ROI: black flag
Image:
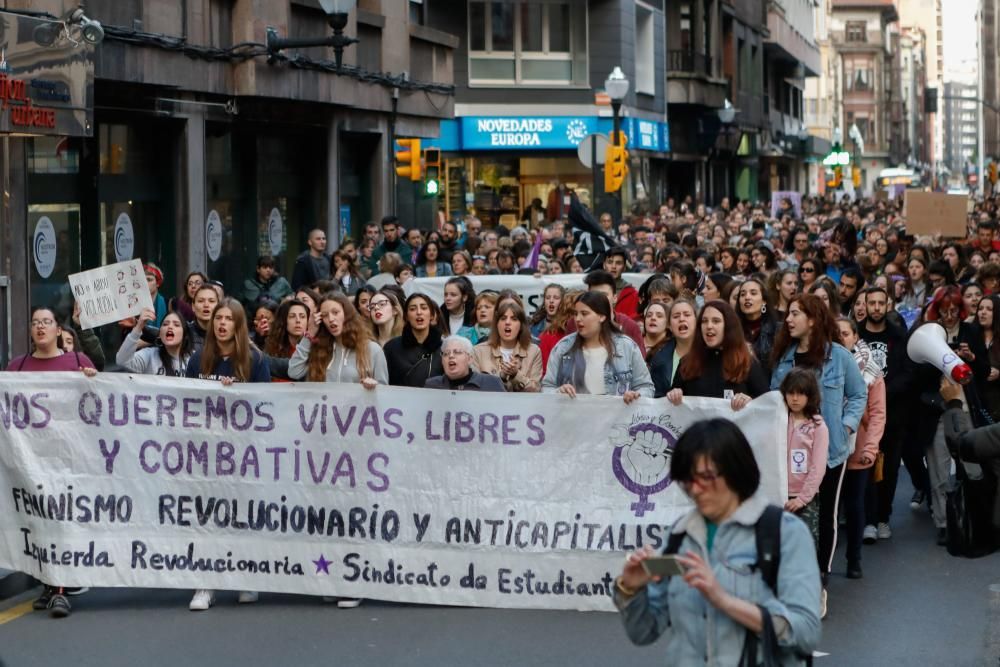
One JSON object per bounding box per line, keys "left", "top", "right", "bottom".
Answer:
{"left": 568, "top": 194, "right": 616, "bottom": 271}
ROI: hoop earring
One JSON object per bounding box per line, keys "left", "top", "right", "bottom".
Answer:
{"left": 761, "top": 304, "right": 767, "bottom": 315}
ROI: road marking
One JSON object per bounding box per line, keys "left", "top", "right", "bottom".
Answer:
{"left": 0, "top": 601, "right": 33, "bottom": 625}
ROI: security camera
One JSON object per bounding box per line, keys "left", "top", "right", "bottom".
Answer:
{"left": 80, "top": 18, "right": 104, "bottom": 45}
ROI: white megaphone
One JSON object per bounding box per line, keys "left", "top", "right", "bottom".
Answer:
{"left": 907, "top": 322, "right": 973, "bottom": 384}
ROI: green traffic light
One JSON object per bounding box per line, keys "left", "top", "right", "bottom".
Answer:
{"left": 425, "top": 179, "right": 440, "bottom": 195}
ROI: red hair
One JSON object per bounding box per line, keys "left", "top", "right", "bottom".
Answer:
{"left": 924, "top": 285, "right": 966, "bottom": 322}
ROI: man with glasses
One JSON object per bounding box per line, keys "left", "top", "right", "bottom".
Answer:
{"left": 787, "top": 229, "right": 813, "bottom": 269}
{"left": 424, "top": 336, "right": 505, "bottom": 392}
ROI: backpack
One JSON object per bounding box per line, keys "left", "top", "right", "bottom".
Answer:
{"left": 664, "top": 504, "right": 783, "bottom": 593}
{"left": 665, "top": 505, "right": 813, "bottom": 667}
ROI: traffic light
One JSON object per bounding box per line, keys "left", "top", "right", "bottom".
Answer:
{"left": 827, "top": 166, "right": 843, "bottom": 189}
{"left": 604, "top": 132, "right": 628, "bottom": 193}
{"left": 423, "top": 147, "right": 441, "bottom": 196}
{"left": 852, "top": 166, "right": 861, "bottom": 188}
{"left": 395, "top": 138, "right": 421, "bottom": 181}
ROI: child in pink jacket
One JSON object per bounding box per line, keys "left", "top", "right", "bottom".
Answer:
{"left": 781, "top": 367, "right": 829, "bottom": 545}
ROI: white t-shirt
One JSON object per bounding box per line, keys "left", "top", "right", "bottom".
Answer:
{"left": 582, "top": 347, "right": 609, "bottom": 395}
{"left": 450, "top": 313, "right": 465, "bottom": 335}
{"left": 500, "top": 347, "right": 515, "bottom": 363}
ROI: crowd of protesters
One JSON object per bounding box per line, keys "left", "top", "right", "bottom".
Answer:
{"left": 12, "top": 190, "right": 1000, "bottom": 631}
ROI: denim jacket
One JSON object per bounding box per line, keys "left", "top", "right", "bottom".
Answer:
{"left": 770, "top": 342, "right": 867, "bottom": 468}
{"left": 615, "top": 493, "right": 822, "bottom": 666}
{"left": 541, "top": 333, "right": 654, "bottom": 397}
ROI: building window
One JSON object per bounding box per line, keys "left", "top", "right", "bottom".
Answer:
{"left": 635, "top": 4, "right": 656, "bottom": 95}
{"left": 410, "top": 0, "right": 425, "bottom": 25}
{"left": 846, "top": 21, "right": 866, "bottom": 43}
{"left": 844, "top": 59, "right": 872, "bottom": 92}
{"left": 468, "top": 1, "right": 587, "bottom": 85}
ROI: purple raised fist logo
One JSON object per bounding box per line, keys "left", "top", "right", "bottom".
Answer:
{"left": 610, "top": 420, "right": 678, "bottom": 517}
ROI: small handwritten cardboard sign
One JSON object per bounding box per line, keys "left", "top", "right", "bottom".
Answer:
{"left": 68, "top": 259, "right": 155, "bottom": 329}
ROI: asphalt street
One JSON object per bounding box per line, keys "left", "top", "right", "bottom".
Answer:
{"left": 0, "top": 477, "right": 997, "bottom": 667}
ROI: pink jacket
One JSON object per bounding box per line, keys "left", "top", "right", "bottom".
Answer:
{"left": 786, "top": 414, "right": 829, "bottom": 504}
{"left": 848, "top": 376, "right": 886, "bottom": 470}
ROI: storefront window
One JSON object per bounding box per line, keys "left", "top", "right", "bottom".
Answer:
{"left": 28, "top": 204, "right": 81, "bottom": 323}
{"left": 28, "top": 137, "right": 80, "bottom": 174}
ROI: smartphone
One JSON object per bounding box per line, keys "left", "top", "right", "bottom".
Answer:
{"left": 642, "top": 555, "right": 686, "bottom": 578}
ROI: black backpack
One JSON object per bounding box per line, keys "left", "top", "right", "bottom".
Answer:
{"left": 664, "top": 504, "right": 783, "bottom": 593}
{"left": 664, "top": 505, "right": 812, "bottom": 667}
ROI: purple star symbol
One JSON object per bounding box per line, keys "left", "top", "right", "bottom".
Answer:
{"left": 313, "top": 554, "right": 332, "bottom": 575}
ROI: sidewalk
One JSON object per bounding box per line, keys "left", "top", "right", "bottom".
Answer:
{"left": 0, "top": 568, "right": 32, "bottom": 600}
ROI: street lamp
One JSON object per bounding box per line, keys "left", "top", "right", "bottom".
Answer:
{"left": 717, "top": 98, "right": 737, "bottom": 125}
{"left": 605, "top": 67, "right": 629, "bottom": 217}
{"left": 266, "top": 0, "right": 359, "bottom": 72}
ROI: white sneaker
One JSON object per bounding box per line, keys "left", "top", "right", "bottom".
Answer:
{"left": 238, "top": 591, "right": 259, "bottom": 604}
{"left": 820, "top": 588, "right": 828, "bottom": 620}
{"left": 877, "top": 522, "right": 892, "bottom": 539}
{"left": 336, "top": 598, "right": 362, "bottom": 609}
{"left": 189, "top": 589, "right": 215, "bottom": 611}
{"left": 862, "top": 525, "right": 878, "bottom": 544}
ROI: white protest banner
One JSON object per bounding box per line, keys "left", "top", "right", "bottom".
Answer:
{"left": 68, "top": 259, "right": 155, "bottom": 330}
{"left": 0, "top": 374, "right": 787, "bottom": 611}
{"left": 411, "top": 273, "right": 649, "bottom": 316}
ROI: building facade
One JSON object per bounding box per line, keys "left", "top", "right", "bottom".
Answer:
{"left": 943, "top": 81, "right": 979, "bottom": 179}
{"left": 761, "top": 0, "right": 822, "bottom": 199}
{"left": 828, "top": 0, "right": 901, "bottom": 194}
{"left": 425, "top": 1, "right": 671, "bottom": 226}
{"left": 0, "top": 0, "right": 456, "bottom": 362}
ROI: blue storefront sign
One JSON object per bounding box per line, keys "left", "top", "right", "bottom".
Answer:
{"left": 433, "top": 116, "right": 670, "bottom": 153}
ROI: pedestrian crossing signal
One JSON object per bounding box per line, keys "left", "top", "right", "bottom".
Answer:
{"left": 395, "top": 138, "right": 421, "bottom": 181}
{"left": 423, "top": 147, "right": 441, "bottom": 197}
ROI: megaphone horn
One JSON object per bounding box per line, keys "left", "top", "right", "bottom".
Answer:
{"left": 907, "top": 322, "right": 973, "bottom": 384}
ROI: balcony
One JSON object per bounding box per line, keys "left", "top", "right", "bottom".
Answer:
{"left": 668, "top": 49, "right": 712, "bottom": 77}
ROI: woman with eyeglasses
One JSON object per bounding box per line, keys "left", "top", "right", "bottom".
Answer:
{"left": 368, "top": 289, "right": 404, "bottom": 347}
{"left": 797, "top": 258, "right": 822, "bottom": 292}
{"left": 910, "top": 287, "right": 989, "bottom": 546}
{"left": 11, "top": 310, "right": 98, "bottom": 618}
{"left": 541, "top": 291, "right": 653, "bottom": 403}
{"left": 384, "top": 293, "right": 445, "bottom": 387}
{"left": 770, "top": 294, "right": 866, "bottom": 618}
{"left": 169, "top": 271, "right": 207, "bottom": 323}
{"left": 185, "top": 298, "right": 269, "bottom": 612}
{"left": 614, "top": 418, "right": 821, "bottom": 665}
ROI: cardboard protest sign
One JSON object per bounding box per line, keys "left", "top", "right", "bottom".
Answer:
{"left": 68, "top": 259, "right": 155, "bottom": 329}
{"left": 0, "top": 374, "right": 787, "bottom": 611}
{"left": 904, "top": 191, "right": 967, "bottom": 237}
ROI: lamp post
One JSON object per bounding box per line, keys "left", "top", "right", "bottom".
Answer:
{"left": 266, "top": 0, "right": 359, "bottom": 72}
{"left": 605, "top": 67, "right": 630, "bottom": 219}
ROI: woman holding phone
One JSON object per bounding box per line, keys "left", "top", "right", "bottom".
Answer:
{"left": 614, "top": 418, "right": 821, "bottom": 665}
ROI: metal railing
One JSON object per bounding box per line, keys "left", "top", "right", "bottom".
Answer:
{"left": 667, "top": 49, "right": 712, "bottom": 76}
